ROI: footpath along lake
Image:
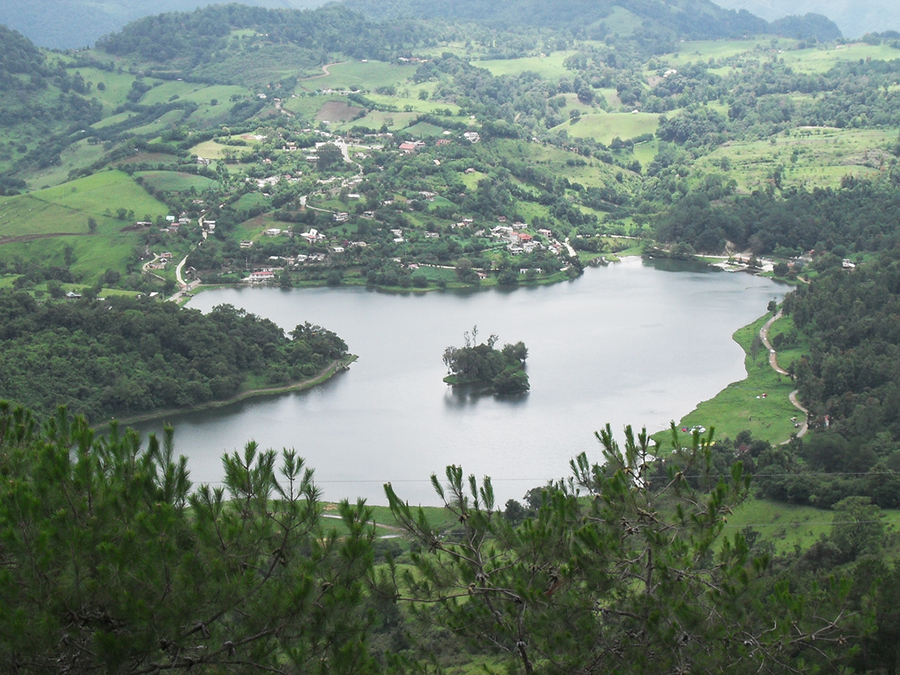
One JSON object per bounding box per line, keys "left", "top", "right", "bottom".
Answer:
{"left": 136, "top": 257, "right": 786, "bottom": 505}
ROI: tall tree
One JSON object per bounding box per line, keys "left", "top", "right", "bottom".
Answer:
{"left": 0, "top": 403, "right": 380, "bottom": 673}
{"left": 381, "top": 425, "right": 852, "bottom": 674}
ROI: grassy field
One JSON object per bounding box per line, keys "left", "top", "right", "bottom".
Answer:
{"left": 138, "top": 81, "right": 249, "bottom": 107}
{"left": 315, "top": 100, "right": 365, "bottom": 125}
{"left": 91, "top": 111, "right": 138, "bottom": 130}
{"left": 24, "top": 140, "right": 108, "bottom": 190}
{"left": 554, "top": 112, "right": 660, "bottom": 144}
{"left": 345, "top": 110, "right": 420, "bottom": 132}
{"left": 364, "top": 93, "right": 463, "bottom": 115}
{"left": 0, "top": 171, "right": 167, "bottom": 237}
{"left": 781, "top": 42, "right": 900, "bottom": 74}
{"left": 135, "top": 171, "right": 219, "bottom": 193}
{"left": 473, "top": 51, "right": 578, "bottom": 79}
{"left": 189, "top": 139, "right": 252, "bottom": 161}
{"left": 654, "top": 310, "right": 798, "bottom": 447}
{"left": 0, "top": 171, "right": 169, "bottom": 281}
{"left": 64, "top": 66, "right": 137, "bottom": 111}
{"left": 724, "top": 496, "right": 900, "bottom": 555}
{"left": 662, "top": 38, "right": 786, "bottom": 66}
{"left": 300, "top": 60, "right": 417, "bottom": 92}
{"left": 694, "top": 127, "right": 897, "bottom": 192}
{"left": 128, "top": 109, "right": 188, "bottom": 136}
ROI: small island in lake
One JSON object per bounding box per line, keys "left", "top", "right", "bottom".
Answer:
{"left": 442, "top": 327, "right": 529, "bottom": 395}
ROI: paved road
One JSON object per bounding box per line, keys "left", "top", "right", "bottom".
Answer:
{"left": 759, "top": 311, "right": 808, "bottom": 439}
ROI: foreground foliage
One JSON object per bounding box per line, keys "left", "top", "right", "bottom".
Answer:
{"left": 4, "top": 401, "right": 898, "bottom": 673}
{"left": 0, "top": 404, "right": 379, "bottom": 673}
{"left": 382, "top": 426, "right": 855, "bottom": 674}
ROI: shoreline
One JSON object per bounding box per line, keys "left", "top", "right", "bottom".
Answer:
{"left": 94, "top": 355, "right": 357, "bottom": 430}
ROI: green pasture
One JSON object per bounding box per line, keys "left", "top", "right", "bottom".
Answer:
{"left": 139, "top": 81, "right": 249, "bottom": 107}
{"left": 459, "top": 170, "right": 487, "bottom": 190}
{"left": 473, "top": 50, "right": 577, "bottom": 79}
{"left": 723, "top": 497, "right": 900, "bottom": 556}
{"left": 0, "top": 171, "right": 167, "bottom": 240}
{"left": 135, "top": 171, "right": 218, "bottom": 193}
{"left": 597, "top": 5, "right": 644, "bottom": 35}
{"left": 347, "top": 110, "right": 420, "bottom": 132}
{"left": 283, "top": 95, "right": 339, "bottom": 119}
{"left": 654, "top": 312, "right": 799, "bottom": 447}
{"left": 364, "top": 92, "right": 462, "bottom": 115}
{"left": 65, "top": 67, "right": 136, "bottom": 110}
{"left": 781, "top": 42, "right": 900, "bottom": 73}
{"left": 595, "top": 87, "right": 622, "bottom": 109}
{"left": 189, "top": 139, "right": 251, "bottom": 161}
{"left": 115, "top": 152, "right": 180, "bottom": 167}
{"left": 0, "top": 228, "right": 143, "bottom": 285}
{"left": 632, "top": 139, "right": 658, "bottom": 166}
{"left": 315, "top": 100, "right": 365, "bottom": 125}
{"left": 0, "top": 170, "right": 167, "bottom": 281}
{"left": 92, "top": 111, "right": 138, "bottom": 130}
{"left": 662, "top": 38, "right": 775, "bottom": 66}
{"left": 234, "top": 213, "right": 292, "bottom": 241}
{"left": 302, "top": 60, "right": 415, "bottom": 91}
{"left": 554, "top": 112, "right": 660, "bottom": 144}
{"left": 233, "top": 193, "right": 271, "bottom": 212}
{"left": 129, "top": 109, "right": 188, "bottom": 136}
{"left": 694, "top": 127, "right": 897, "bottom": 192}
{"left": 24, "top": 140, "right": 108, "bottom": 190}
{"left": 403, "top": 122, "right": 446, "bottom": 137}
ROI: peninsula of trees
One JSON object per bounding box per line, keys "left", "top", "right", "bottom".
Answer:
{"left": 0, "top": 291, "right": 350, "bottom": 422}
{"left": 442, "top": 327, "right": 529, "bottom": 394}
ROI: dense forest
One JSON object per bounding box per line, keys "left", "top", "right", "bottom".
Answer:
{"left": 0, "top": 292, "right": 348, "bottom": 421}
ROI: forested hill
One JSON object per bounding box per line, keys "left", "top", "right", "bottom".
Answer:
{"left": 0, "top": 292, "right": 349, "bottom": 422}
{"left": 342, "top": 0, "right": 764, "bottom": 37}
{"left": 341, "top": 0, "right": 838, "bottom": 40}
{"left": 95, "top": 4, "right": 421, "bottom": 69}
{"left": 0, "top": 0, "right": 327, "bottom": 49}
{"left": 0, "top": 25, "right": 46, "bottom": 85}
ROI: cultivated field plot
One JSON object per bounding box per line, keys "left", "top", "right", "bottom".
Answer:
{"left": 343, "top": 110, "right": 420, "bottom": 131}
{"left": 694, "top": 127, "right": 898, "bottom": 192}
{"left": 135, "top": 171, "right": 219, "bottom": 193}
{"left": 300, "top": 60, "right": 417, "bottom": 91}
{"left": 473, "top": 50, "right": 578, "bottom": 79}
{"left": 554, "top": 112, "right": 661, "bottom": 144}
{"left": 189, "top": 140, "right": 251, "bottom": 161}
{"left": 283, "top": 95, "right": 353, "bottom": 120}
{"left": 315, "top": 100, "right": 365, "bottom": 124}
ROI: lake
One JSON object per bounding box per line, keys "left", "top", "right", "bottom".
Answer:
{"left": 135, "top": 257, "right": 785, "bottom": 506}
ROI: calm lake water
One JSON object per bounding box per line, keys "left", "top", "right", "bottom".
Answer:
{"left": 135, "top": 258, "right": 785, "bottom": 506}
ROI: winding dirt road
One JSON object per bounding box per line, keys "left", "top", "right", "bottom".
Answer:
{"left": 759, "top": 311, "right": 808, "bottom": 440}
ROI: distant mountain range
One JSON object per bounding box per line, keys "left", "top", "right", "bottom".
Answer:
{"left": 713, "top": 0, "right": 900, "bottom": 38}
{"left": 1, "top": 0, "right": 844, "bottom": 49}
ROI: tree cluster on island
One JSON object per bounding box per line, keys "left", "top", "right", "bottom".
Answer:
{"left": 442, "top": 326, "right": 529, "bottom": 394}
